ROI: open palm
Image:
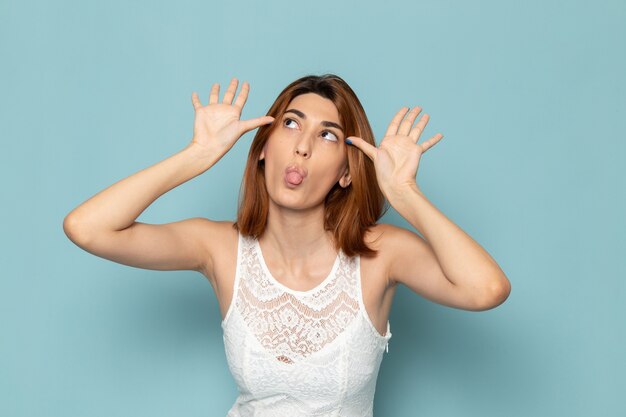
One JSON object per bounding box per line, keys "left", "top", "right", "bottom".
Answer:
{"left": 189, "top": 78, "right": 274, "bottom": 158}
{"left": 346, "top": 106, "right": 443, "bottom": 195}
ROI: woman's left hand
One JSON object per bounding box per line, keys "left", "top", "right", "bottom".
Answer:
{"left": 345, "top": 106, "right": 443, "bottom": 197}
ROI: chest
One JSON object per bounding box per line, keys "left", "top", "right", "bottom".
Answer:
{"left": 208, "top": 230, "right": 396, "bottom": 338}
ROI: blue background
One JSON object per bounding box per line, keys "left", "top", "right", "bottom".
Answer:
{"left": 1, "top": 0, "right": 624, "bottom": 416}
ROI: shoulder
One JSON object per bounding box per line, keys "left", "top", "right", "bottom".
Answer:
{"left": 190, "top": 218, "right": 236, "bottom": 243}
{"left": 364, "top": 222, "right": 413, "bottom": 249}
{"left": 360, "top": 223, "right": 407, "bottom": 285}
{"left": 364, "top": 222, "right": 432, "bottom": 283}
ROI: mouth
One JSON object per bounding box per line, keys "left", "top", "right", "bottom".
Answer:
{"left": 284, "top": 164, "right": 307, "bottom": 188}
{"left": 284, "top": 170, "right": 304, "bottom": 188}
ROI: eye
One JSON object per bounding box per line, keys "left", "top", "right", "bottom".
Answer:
{"left": 284, "top": 117, "right": 298, "bottom": 129}
{"left": 283, "top": 117, "right": 338, "bottom": 142}
{"left": 321, "top": 130, "right": 338, "bottom": 142}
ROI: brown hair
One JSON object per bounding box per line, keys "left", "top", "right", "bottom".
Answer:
{"left": 232, "top": 73, "right": 390, "bottom": 257}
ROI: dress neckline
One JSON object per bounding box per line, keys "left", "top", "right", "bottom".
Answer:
{"left": 253, "top": 236, "right": 342, "bottom": 295}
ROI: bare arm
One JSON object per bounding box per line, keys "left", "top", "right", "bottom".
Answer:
{"left": 386, "top": 185, "right": 511, "bottom": 311}
{"left": 63, "top": 77, "right": 275, "bottom": 280}
{"left": 64, "top": 143, "right": 217, "bottom": 238}
{"left": 63, "top": 143, "right": 220, "bottom": 273}
{"left": 347, "top": 105, "right": 510, "bottom": 311}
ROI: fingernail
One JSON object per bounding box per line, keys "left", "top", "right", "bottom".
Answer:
{"left": 345, "top": 138, "right": 352, "bottom": 145}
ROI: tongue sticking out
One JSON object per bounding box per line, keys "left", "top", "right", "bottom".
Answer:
{"left": 286, "top": 171, "right": 303, "bottom": 185}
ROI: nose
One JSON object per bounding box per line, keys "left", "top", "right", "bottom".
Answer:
{"left": 294, "top": 134, "right": 312, "bottom": 158}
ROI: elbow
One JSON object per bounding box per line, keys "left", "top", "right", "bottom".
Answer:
{"left": 63, "top": 214, "right": 77, "bottom": 238}
{"left": 63, "top": 214, "right": 91, "bottom": 245}
{"left": 476, "top": 276, "right": 511, "bottom": 310}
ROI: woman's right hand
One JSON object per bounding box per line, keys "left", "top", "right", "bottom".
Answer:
{"left": 189, "top": 77, "right": 275, "bottom": 160}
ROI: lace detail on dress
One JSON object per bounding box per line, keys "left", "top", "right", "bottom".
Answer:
{"left": 236, "top": 235, "right": 360, "bottom": 364}
{"left": 221, "top": 231, "right": 393, "bottom": 417}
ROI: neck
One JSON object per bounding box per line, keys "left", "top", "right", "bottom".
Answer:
{"left": 260, "top": 202, "right": 336, "bottom": 267}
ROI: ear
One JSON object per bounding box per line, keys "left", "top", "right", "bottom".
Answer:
{"left": 259, "top": 145, "right": 265, "bottom": 161}
{"left": 339, "top": 167, "right": 352, "bottom": 188}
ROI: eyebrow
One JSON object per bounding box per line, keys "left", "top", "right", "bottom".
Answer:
{"left": 284, "top": 108, "right": 344, "bottom": 133}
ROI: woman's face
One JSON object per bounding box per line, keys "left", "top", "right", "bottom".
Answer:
{"left": 259, "top": 93, "right": 352, "bottom": 210}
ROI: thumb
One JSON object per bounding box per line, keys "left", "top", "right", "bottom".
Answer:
{"left": 239, "top": 116, "right": 275, "bottom": 135}
{"left": 346, "top": 136, "right": 377, "bottom": 161}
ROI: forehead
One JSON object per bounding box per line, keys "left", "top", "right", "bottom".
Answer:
{"left": 286, "top": 93, "right": 340, "bottom": 123}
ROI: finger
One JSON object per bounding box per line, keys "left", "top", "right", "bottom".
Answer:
{"left": 346, "top": 136, "right": 378, "bottom": 161}
{"left": 384, "top": 107, "right": 410, "bottom": 137}
{"left": 209, "top": 83, "right": 220, "bottom": 104}
{"left": 191, "top": 92, "right": 203, "bottom": 111}
{"left": 233, "top": 81, "right": 250, "bottom": 111}
{"left": 419, "top": 133, "right": 444, "bottom": 152}
{"left": 222, "top": 77, "right": 239, "bottom": 105}
{"left": 239, "top": 116, "right": 275, "bottom": 135}
{"left": 409, "top": 113, "right": 430, "bottom": 142}
{"left": 397, "top": 106, "right": 422, "bottom": 137}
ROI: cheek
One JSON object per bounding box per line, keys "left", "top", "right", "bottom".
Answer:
{"left": 322, "top": 153, "right": 345, "bottom": 170}
{"left": 266, "top": 141, "right": 288, "bottom": 162}
{"left": 265, "top": 136, "right": 289, "bottom": 156}
{"left": 316, "top": 160, "right": 346, "bottom": 186}
{"left": 263, "top": 144, "right": 288, "bottom": 179}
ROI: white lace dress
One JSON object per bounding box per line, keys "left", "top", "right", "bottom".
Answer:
{"left": 221, "top": 231, "right": 392, "bottom": 417}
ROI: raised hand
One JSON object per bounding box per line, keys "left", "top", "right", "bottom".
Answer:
{"left": 346, "top": 106, "right": 443, "bottom": 197}
{"left": 189, "top": 77, "right": 275, "bottom": 160}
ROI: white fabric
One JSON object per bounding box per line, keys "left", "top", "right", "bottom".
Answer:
{"left": 221, "top": 231, "right": 392, "bottom": 417}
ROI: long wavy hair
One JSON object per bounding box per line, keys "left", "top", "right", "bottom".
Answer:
{"left": 232, "top": 73, "right": 389, "bottom": 257}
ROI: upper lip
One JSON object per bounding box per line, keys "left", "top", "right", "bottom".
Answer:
{"left": 285, "top": 163, "right": 308, "bottom": 179}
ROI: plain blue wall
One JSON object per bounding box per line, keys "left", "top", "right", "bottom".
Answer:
{"left": 1, "top": 0, "right": 624, "bottom": 416}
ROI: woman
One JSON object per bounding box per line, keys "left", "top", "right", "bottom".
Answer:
{"left": 64, "top": 74, "right": 511, "bottom": 416}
